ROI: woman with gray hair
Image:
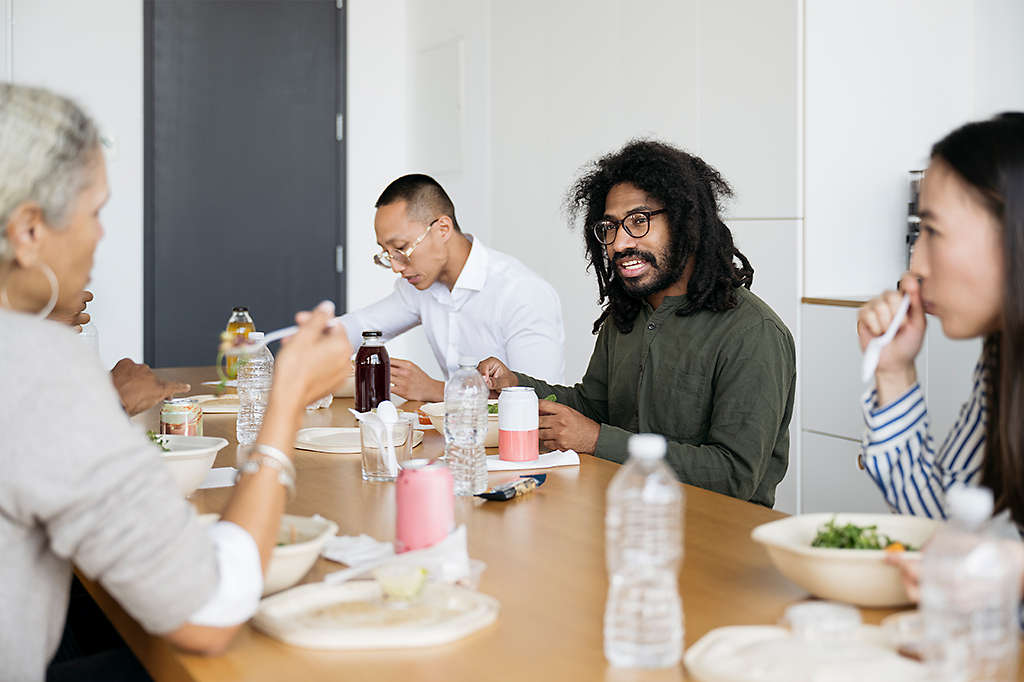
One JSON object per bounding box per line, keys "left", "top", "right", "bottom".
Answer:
{"left": 0, "top": 83, "right": 353, "bottom": 681}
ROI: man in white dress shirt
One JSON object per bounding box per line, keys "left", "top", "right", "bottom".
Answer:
{"left": 339, "top": 174, "right": 565, "bottom": 402}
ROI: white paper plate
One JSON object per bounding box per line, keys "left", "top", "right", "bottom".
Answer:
{"left": 190, "top": 394, "right": 240, "bottom": 414}
{"left": 252, "top": 581, "right": 499, "bottom": 650}
{"left": 685, "top": 625, "right": 929, "bottom": 682}
{"left": 294, "top": 427, "right": 424, "bottom": 454}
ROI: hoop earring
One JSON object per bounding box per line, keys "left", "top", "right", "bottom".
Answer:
{"left": 0, "top": 261, "right": 59, "bottom": 319}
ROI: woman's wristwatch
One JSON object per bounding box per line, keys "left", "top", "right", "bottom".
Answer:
{"left": 235, "top": 443, "right": 296, "bottom": 500}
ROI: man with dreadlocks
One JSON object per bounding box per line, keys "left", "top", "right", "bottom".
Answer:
{"left": 479, "top": 140, "right": 795, "bottom": 507}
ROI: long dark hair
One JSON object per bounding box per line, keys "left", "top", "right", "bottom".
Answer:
{"left": 567, "top": 139, "right": 753, "bottom": 334}
{"left": 932, "top": 113, "right": 1024, "bottom": 525}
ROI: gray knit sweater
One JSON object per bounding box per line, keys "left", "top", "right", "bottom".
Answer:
{"left": 0, "top": 310, "right": 217, "bottom": 681}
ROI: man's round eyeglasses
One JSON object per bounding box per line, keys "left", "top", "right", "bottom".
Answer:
{"left": 592, "top": 209, "right": 667, "bottom": 245}
{"left": 373, "top": 218, "right": 439, "bottom": 269}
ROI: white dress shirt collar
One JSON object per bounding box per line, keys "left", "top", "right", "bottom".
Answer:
{"left": 429, "top": 234, "right": 488, "bottom": 304}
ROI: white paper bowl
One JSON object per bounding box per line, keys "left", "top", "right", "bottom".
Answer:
{"left": 266, "top": 514, "right": 339, "bottom": 595}
{"left": 199, "top": 513, "right": 339, "bottom": 596}
{"left": 160, "top": 435, "right": 229, "bottom": 496}
{"left": 332, "top": 374, "right": 355, "bottom": 398}
{"left": 419, "top": 400, "right": 499, "bottom": 448}
{"left": 751, "top": 513, "right": 941, "bottom": 608}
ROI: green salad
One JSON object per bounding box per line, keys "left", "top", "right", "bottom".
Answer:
{"left": 811, "top": 517, "right": 915, "bottom": 551}
{"left": 146, "top": 430, "right": 170, "bottom": 452}
{"left": 487, "top": 394, "right": 556, "bottom": 414}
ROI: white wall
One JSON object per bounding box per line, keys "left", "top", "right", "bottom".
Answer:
{"left": 345, "top": 0, "right": 436, "bottom": 377}
{"left": 4, "top": 0, "right": 143, "bottom": 369}
{"left": 488, "top": 0, "right": 801, "bottom": 385}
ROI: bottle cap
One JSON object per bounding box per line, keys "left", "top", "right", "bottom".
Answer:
{"left": 947, "top": 485, "right": 993, "bottom": 528}
{"left": 628, "top": 433, "right": 666, "bottom": 460}
{"left": 249, "top": 331, "right": 265, "bottom": 340}
{"left": 362, "top": 330, "right": 383, "bottom": 338}
{"left": 232, "top": 306, "right": 249, "bottom": 312}
{"left": 458, "top": 356, "right": 478, "bottom": 367}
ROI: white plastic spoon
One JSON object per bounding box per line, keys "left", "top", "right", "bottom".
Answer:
{"left": 349, "top": 405, "right": 400, "bottom": 477}
{"left": 376, "top": 400, "right": 401, "bottom": 477}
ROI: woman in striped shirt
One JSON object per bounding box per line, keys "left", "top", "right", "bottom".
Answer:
{"left": 857, "top": 113, "right": 1024, "bottom": 526}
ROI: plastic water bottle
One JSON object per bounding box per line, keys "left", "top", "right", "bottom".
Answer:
{"left": 604, "top": 433, "right": 684, "bottom": 668}
{"left": 236, "top": 331, "right": 274, "bottom": 445}
{"left": 920, "top": 485, "right": 1022, "bottom": 681}
{"left": 444, "top": 357, "right": 488, "bottom": 496}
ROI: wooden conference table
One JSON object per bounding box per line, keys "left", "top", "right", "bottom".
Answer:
{"left": 85, "top": 366, "right": 908, "bottom": 682}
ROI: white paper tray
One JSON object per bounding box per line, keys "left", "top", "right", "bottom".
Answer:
{"left": 253, "top": 580, "right": 499, "bottom": 650}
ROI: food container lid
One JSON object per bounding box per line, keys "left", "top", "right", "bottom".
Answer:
{"left": 782, "top": 601, "right": 861, "bottom": 640}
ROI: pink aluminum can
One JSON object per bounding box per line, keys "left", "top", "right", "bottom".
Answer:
{"left": 498, "top": 387, "right": 539, "bottom": 461}
{"left": 395, "top": 459, "right": 454, "bottom": 553}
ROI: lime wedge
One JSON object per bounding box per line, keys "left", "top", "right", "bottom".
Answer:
{"left": 373, "top": 565, "right": 428, "bottom": 601}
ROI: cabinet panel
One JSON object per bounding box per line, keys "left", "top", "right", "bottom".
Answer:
{"left": 924, "top": 323, "right": 982, "bottom": 448}
{"left": 804, "top": 0, "right": 974, "bottom": 296}
{"left": 801, "top": 431, "right": 890, "bottom": 514}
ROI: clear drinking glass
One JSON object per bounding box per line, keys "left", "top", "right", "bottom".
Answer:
{"left": 360, "top": 413, "right": 417, "bottom": 482}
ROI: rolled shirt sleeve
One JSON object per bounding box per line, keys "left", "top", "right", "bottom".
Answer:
{"left": 338, "top": 278, "right": 422, "bottom": 349}
{"left": 858, "top": 358, "right": 987, "bottom": 519}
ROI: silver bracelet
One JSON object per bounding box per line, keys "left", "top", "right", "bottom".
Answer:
{"left": 236, "top": 443, "right": 297, "bottom": 500}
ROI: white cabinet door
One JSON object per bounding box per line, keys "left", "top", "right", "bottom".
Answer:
{"left": 802, "top": 303, "right": 929, "bottom": 441}
{"left": 804, "top": 0, "right": 974, "bottom": 297}
{"left": 801, "top": 431, "right": 890, "bottom": 514}
{"left": 802, "top": 304, "right": 866, "bottom": 440}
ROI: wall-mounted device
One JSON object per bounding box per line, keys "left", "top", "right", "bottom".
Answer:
{"left": 906, "top": 169, "right": 924, "bottom": 266}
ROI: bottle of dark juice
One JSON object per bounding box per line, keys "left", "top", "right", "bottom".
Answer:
{"left": 355, "top": 330, "right": 390, "bottom": 413}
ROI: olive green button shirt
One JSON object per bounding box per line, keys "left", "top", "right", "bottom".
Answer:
{"left": 515, "top": 287, "right": 795, "bottom": 507}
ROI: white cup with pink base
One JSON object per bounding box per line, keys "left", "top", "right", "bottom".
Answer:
{"left": 498, "top": 387, "right": 539, "bottom": 461}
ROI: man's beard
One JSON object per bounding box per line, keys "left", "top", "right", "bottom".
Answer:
{"left": 612, "top": 243, "right": 687, "bottom": 298}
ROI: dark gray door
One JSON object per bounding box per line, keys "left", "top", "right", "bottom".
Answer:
{"left": 145, "top": 0, "right": 345, "bottom": 367}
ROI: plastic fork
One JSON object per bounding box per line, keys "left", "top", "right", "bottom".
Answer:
{"left": 221, "top": 316, "right": 346, "bottom": 356}
{"left": 861, "top": 294, "right": 911, "bottom": 383}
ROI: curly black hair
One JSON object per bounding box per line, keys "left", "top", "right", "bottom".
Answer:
{"left": 567, "top": 139, "right": 754, "bottom": 334}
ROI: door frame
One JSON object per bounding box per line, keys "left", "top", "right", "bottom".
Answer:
{"left": 142, "top": 0, "right": 346, "bottom": 365}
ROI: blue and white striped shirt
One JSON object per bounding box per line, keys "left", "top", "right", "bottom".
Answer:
{"left": 859, "top": 358, "right": 987, "bottom": 519}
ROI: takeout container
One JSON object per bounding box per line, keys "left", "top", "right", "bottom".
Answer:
{"left": 751, "top": 513, "right": 942, "bottom": 607}
{"left": 333, "top": 374, "right": 355, "bottom": 398}
{"left": 419, "top": 400, "right": 499, "bottom": 448}
{"left": 160, "top": 435, "right": 229, "bottom": 496}
{"left": 200, "top": 513, "right": 339, "bottom": 596}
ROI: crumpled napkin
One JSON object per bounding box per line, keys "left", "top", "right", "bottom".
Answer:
{"left": 322, "top": 525, "right": 477, "bottom": 587}
{"left": 486, "top": 449, "right": 580, "bottom": 471}
{"left": 322, "top": 533, "right": 394, "bottom": 566}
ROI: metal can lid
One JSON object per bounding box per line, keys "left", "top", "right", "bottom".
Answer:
{"left": 163, "top": 397, "right": 198, "bottom": 407}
